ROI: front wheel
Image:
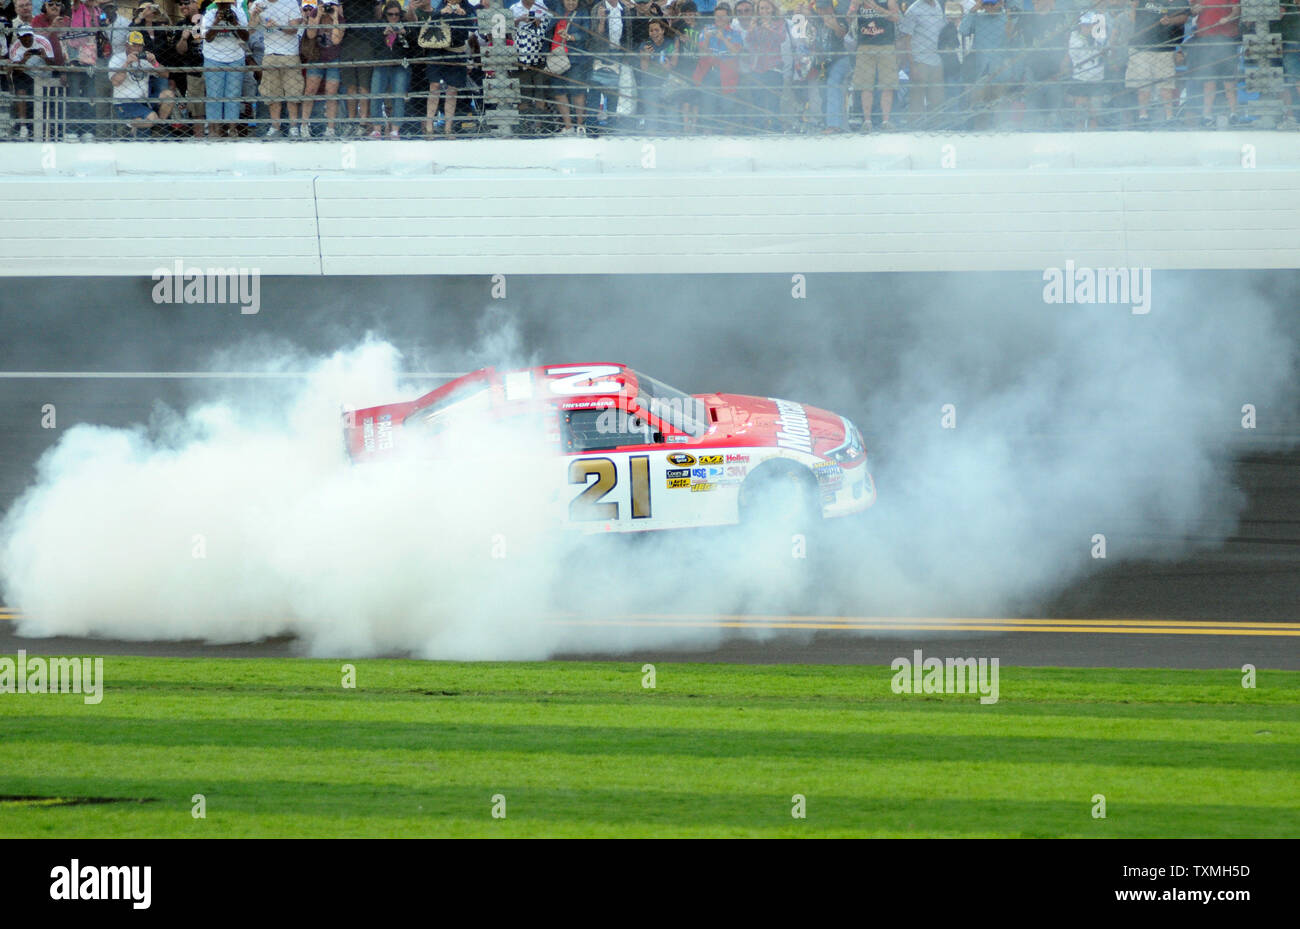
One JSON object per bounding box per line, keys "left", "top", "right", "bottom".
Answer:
{"left": 738, "top": 464, "right": 822, "bottom": 536}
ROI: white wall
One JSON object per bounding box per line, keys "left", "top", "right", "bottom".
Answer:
{"left": 3, "top": 133, "right": 1299, "bottom": 275}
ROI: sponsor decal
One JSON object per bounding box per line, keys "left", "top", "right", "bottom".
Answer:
{"left": 545, "top": 364, "right": 623, "bottom": 395}
{"left": 666, "top": 478, "right": 690, "bottom": 489}
{"left": 362, "top": 416, "right": 375, "bottom": 452}
{"left": 725, "top": 453, "right": 750, "bottom": 463}
{"left": 376, "top": 413, "right": 394, "bottom": 450}
{"left": 814, "top": 460, "right": 843, "bottom": 487}
{"left": 690, "top": 482, "right": 716, "bottom": 493}
{"left": 667, "top": 435, "right": 689, "bottom": 443}
{"left": 667, "top": 453, "right": 696, "bottom": 466}
{"left": 691, "top": 468, "right": 707, "bottom": 480}
{"left": 666, "top": 468, "right": 690, "bottom": 479}
{"left": 697, "top": 454, "right": 723, "bottom": 465}
{"left": 560, "top": 399, "right": 615, "bottom": 410}
{"left": 725, "top": 465, "right": 747, "bottom": 478}
{"left": 771, "top": 398, "right": 813, "bottom": 454}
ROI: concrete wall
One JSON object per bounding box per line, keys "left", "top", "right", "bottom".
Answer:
{"left": 3, "top": 132, "right": 1300, "bottom": 275}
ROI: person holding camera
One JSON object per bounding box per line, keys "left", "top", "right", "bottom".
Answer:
{"left": 301, "top": 0, "right": 346, "bottom": 136}
{"left": 200, "top": 0, "right": 249, "bottom": 137}
{"left": 108, "top": 28, "right": 175, "bottom": 135}
{"left": 169, "top": 0, "right": 205, "bottom": 137}
{"left": 250, "top": 0, "right": 305, "bottom": 136}
{"left": 420, "top": 0, "right": 473, "bottom": 137}
{"left": 368, "top": 0, "right": 416, "bottom": 137}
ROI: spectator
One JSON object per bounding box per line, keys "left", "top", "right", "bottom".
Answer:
{"left": 898, "top": 0, "right": 945, "bottom": 125}
{"left": 548, "top": 0, "right": 593, "bottom": 134}
{"left": 510, "top": 0, "right": 551, "bottom": 133}
{"left": 61, "top": 0, "right": 102, "bottom": 141}
{"left": 339, "top": 0, "right": 377, "bottom": 135}
{"left": 1097, "top": 0, "right": 1133, "bottom": 126}
{"left": 168, "top": 0, "right": 205, "bottom": 138}
{"left": 1126, "top": 0, "right": 1188, "bottom": 123}
{"left": 1280, "top": 0, "right": 1299, "bottom": 127}
{"left": 668, "top": 0, "right": 701, "bottom": 130}
{"left": 10, "top": 21, "right": 55, "bottom": 138}
{"left": 129, "top": 2, "right": 169, "bottom": 65}
{"left": 590, "top": 0, "right": 632, "bottom": 132}
{"left": 1067, "top": 10, "right": 1105, "bottom": 126}
{"left": 420, "top": 0, "right": 472, "bottom": 137}
{"left": 937, "top": 0, "right": 962, "bottom": 102}
{"left": 201, "top": 0, "right": 249, "bottom": 137}
{"left": 730, "top": 0, "right": 754, "bottom": 127}
{"left": 960, "top": 0, "right": 1014, "bottom": 129}
{"left": 639, "top": 17, "right": 678, "bottom": 130}
{"left": 747, "top": 0, "right": 784, "bottom": 129}
{"left": 31, "top": 0, "right": 67, "bottom": 67}
{"left": 847, "top": 0, "right": 897, "bottom": 131}
{"left": 1187, "top": 0, "right": 1241, "bottom": 126}
{"left": 368, "top": 0, "right": 416, "bottom": 136}
{"left": 302, "top": 0, "right": 344, "bottom": 136}
{"left": 694, "top": 1, "right": 743, "bottom": 130}
{"left": 104, "top": 0, "right": 130, "bottom": 56}
{"left": 1018, "top": 0, "right": 1071, "bottom": 128}
{"left": 250, "top": 0, "right": 304, "bottom": 136}
{"left": 629, "top": 0, "right": 666, "bottom": 46}
{"left": 108, "top": 29, "right": 175, "bottom": 135}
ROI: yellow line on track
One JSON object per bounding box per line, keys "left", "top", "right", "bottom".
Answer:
{"left": 1, "top": 610, "right": 1296, "bottom": 636}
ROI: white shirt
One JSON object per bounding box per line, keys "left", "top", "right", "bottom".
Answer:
{"left": 10, "top": 34, "right": 56, "bottom": 65}
{"left": 510, "top": 0, "right": 551, "bottom": 23}
{"left": 109, "top": 49, "right": 156, "bottom": 99}
{"left": 252, "top": 0, "right": 303, "bottom": 56}
{"left": 108, "top": 12, "right": 132, "bottom": 55}
{"left": 601, "top": 0, "right": 622, "bottom": 44}
{"left": 200, "top": 3, "right": 250, "bottom": 62}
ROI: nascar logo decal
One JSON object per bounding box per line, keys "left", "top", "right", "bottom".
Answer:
{"left": 667, "top": 453, "right": 696, "bottom": 466}
{"left": 771, "top": 398, "right": 813, "bottom": 453}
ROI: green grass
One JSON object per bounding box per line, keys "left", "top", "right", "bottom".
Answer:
{"left": 0, "top": 659, "right": 1297, "bottom": 837}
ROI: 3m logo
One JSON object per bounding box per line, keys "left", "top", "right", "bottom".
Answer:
{"left": 667, "top": 453, "right": 696, "bottom": 466}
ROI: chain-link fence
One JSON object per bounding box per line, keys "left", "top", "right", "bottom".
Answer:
{"left": 2, "top": 0, "right": 1296, "bottom": 140}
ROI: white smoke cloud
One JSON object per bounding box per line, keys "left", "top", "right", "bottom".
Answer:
{"left": 0, "top": 286, "right": 1294, "bottom": 658}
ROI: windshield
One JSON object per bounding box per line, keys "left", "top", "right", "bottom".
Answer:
{"left": 631, "top": 370, "right": 709, "bottom": 439}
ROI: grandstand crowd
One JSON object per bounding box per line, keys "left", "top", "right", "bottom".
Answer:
{"left": 1, "top": 0, "right": 1297, "bottom": 139}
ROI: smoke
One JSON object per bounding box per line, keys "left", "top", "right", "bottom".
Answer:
{"left": 0, "top": 277, "right": 1295, "bottom": 658}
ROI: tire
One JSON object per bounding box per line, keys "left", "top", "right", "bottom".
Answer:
{"left": 738, "top": 462, "right": 822, "bottom": 535}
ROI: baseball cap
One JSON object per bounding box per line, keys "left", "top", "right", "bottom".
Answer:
{"left": 127, "top": 30, "right": 145, "bottom": 43}
{"left": 16, "top": 23, "right": 34, "bottom": 34}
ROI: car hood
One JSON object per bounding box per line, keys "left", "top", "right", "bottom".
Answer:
{"left": 700, "top": 393, "right": 846, "bottom": 455}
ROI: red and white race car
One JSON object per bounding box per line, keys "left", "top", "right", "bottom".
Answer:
{"left": 343, "top": 363, "right": 875, "bottom": 532}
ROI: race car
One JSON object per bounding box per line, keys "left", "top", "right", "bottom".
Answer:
{"left": 342, "top": 363, "right": 875, "bottom": 533}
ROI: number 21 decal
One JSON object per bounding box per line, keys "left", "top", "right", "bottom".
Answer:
{"left": 569, "top": 456, "right": 652, "bottom": 521}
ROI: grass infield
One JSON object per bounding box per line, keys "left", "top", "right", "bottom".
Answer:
{"left": 0, "top": 658, "right": 1296, "bottom": 837}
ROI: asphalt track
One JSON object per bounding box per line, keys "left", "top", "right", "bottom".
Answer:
{"left": 0, "top": 274, "right": 1296, "bottom": 668}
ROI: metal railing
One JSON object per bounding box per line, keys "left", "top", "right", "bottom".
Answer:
{"left": 1, "top": 7, "right": 1295, "bottom": 140}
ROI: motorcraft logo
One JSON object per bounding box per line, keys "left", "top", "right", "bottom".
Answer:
{"left": 50, "top": 860, "right": 151, "bottom": 909}
{"left": 770, "top": 399, "right": 812, "bottom": 453}
{"left": 0, "top": 650, "right": 103, "bottom": 705}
